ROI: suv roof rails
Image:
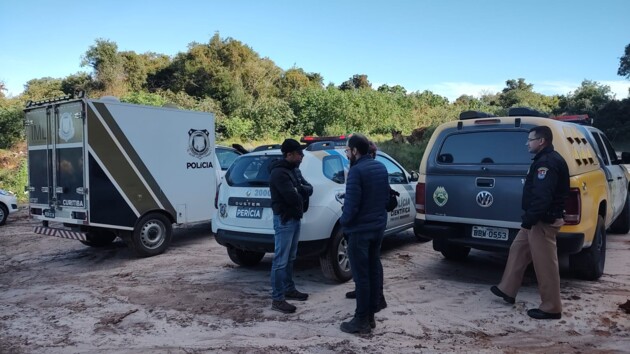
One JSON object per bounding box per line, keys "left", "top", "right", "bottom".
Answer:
{"left": 305, "top": 141, "right": 338, "bottom": 151}
{"left": 508, "top": 107, "right": 548, "bottom": 117}
{"left": 459, "top": 111, "right": 496, "bottom": 120}
{"left": 252, "top": 144, "right": 282, "bottom": 152}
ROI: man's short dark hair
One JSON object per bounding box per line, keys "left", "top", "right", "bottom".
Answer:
{"left": 529, "top": 126, "right": 553, "bottom": 144}
{"left": 348, "top": 134, "right": 370, "bottom": 155}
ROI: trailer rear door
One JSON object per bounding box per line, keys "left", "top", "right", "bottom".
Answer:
{"left": 26, "top": 100, "right": 87, "bottom": 220}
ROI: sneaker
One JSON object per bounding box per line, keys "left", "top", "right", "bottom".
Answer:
{"left": 285, "top": 289, "right": 309, "bottom": 301}
{"left": 271, "top": 300, "right": 296, "bottom": 314}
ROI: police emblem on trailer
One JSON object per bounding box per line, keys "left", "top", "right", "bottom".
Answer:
{"left": 58, "top": 112, "right": 75, "bottom": 142}
{"left": 188, "top": 129, "right": 211, "bottom": 159}
{"left": 476, "top": 191, "right": 493, "bottom": 207}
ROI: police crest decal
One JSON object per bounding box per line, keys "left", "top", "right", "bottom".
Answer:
{"left": 188, "top": 129, "right": 211, "bottom": 159}
{"left": 433, "top": 186, "right": 448, "bottom": 207}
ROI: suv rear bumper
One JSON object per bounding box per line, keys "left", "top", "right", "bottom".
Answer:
{"left": 415, "top": 219, "right": 584, "bottom": 254}
{"left": 215, "top": 229, "right": 328, "bottom": 256}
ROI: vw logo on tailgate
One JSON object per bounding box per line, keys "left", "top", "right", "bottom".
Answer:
{"left": 476, "top": 191, "right": 494, "bottom": 207}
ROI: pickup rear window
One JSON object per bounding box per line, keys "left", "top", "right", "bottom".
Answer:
{"left": 437, "top": 131, "right": 531, "bottom": 164}
{"left": 226, "top": 155, "right": 281, "bottom": 187}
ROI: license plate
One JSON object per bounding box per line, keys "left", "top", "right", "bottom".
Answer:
{"left": 43, "top": 209, "right": 55, "bottom": 218}
{"left": 235, "top": 207, "right": 263, "bottom": 219}
{"left": 471, "top": 225, "right": 508, "bottom": 241}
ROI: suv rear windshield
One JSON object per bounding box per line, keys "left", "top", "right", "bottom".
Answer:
{"left": 438, "top": 131, "right": 531, "bottom": 164}
{"left": 226, "top": 155, "right": 281, "bottom": 187}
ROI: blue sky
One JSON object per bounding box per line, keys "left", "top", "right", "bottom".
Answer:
{"left": 1, "top": 0, "right": 629, "bottom": 101}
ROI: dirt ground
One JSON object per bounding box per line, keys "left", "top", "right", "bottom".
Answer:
{"left": 1, "top": 207, "right": 629, "bottom": 354}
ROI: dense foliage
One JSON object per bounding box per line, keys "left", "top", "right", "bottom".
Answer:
{"left": 1, "top": 34, "right": 629, "bottom": 197}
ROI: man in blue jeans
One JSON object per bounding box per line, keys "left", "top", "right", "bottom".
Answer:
{"left": 340, "top": 134, "right": 390, "bottom": 334}
{"left": 268, "top": 138, "right": 313, "bottom": 313}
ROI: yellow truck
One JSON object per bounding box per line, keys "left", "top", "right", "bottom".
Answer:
{"left": 414, "top": 108, "right": 630, "bottom": 280}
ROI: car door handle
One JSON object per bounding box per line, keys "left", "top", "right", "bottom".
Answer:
{"left": 607, "top": 179, "right": 613, "bottom": 182}
{"left": 618, "top": 177, "right": 623, "bottom": 180}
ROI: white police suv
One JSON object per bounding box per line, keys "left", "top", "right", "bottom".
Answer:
{"left": 212, "top": 137, "right": 419, "bottom": 282}
{"left": 0, "top": 188, "right": 19, "bottom": 226}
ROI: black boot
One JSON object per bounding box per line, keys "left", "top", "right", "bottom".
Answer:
{"left": 369, "top": 313, "right": 376, "bottom": 329}
{"left": 340, "top": 316, "right": 371, "bottom": 334}
{"left": 376, "top": 295, "right": 387, "bottom": 312}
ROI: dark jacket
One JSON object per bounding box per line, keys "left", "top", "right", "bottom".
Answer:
{"left": 521, "top": 145, "right": 570, "bottom": 229}
{"left": 268, "top": 159, "right": 313, "bottom": 222}
{"left": 340, "top": 155, "right": 389, "bottom": 233}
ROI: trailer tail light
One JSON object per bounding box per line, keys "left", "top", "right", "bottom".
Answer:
{"left": 415, "top": 183, "right": 426, "bottom": 214}
{"left": 214, "top": 183, "right": 221, "bottom": 209}
{"left": 563, "top": 188, "right": 581, "bottom": 225}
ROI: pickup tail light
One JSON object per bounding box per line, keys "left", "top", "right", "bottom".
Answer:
{"left": 415, "top": 183, "right": 426, "bottom": 214}
{"left": 563, "top": 188, "right": 581, "bottom": 225}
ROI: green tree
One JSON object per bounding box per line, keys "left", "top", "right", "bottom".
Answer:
{"left": 22, "top": 77, "right": 64, "bottom": 101}
{"left": 81, "top": 39, "right": 126, "bottom": 96}
{"left": 595, "top": 98, "right": 630, "bottom": 143}
{"left": 0, "top": 97, "right": 24, "bottom": 149}
{"left": 339, "top": 74, "right": 371, "bottom": 90}
{"left": 556, "top": 80, "right": 613, "bottom": 120}
{"left": 377, "top": 84, "right": 407, "bottom": 95}
{"left": 618, "top": 43, "right": 630, "bottom": 79}
{"left": 61, "top": 72, "right": 94, "bottom": 95}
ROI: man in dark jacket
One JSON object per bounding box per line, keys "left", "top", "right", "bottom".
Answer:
{"left": 268, "top": 138, "right": 313, "bottom": 314}
{"left": 491, "top": 126, "right": 569, "bottom": 320}
{"left": 345, "top": 140, "right": 388, "bottom": 312}
{"left": 340, "top": 134, "right": 390, "bottom": 334}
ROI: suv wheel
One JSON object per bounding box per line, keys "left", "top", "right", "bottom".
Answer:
{"left": 570, "top": 215, "right": 606, "bottom": 280}
{"left": 320, "top": 227, "right": 352, "bottom": 283}
{"left": 440, "top": 244, "right": 471, "bottom": 260}
{"left": 227, "top": 246, "right": 265, "bottom": 266}
{"left": 609, "top": 193, "right": 630, "bottom": 234}
{"left": 0, "top": 204, "right": 7, "bottom": 226}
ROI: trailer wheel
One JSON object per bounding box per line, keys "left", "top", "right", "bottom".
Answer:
{"left": 80, "top": 228, "right": 117, "bottom": 247}
{"left": 320, "top": 227, "right": 352, "bottom": 283}
{"left": 0, "top": 204, "right": 8, "bottom": 226}
{"left": 226, "top": 246, "right": 265, "bottom": 266}
{"left": 129, "top": 213, "right": 173, "bottom": 257}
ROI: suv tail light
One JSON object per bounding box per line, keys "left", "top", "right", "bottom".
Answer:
{"left": 563, "top": 188, "right": 581, "bottom": 225}
{"left": 214, "top": 183, "right": 221, "bottom": 209}
{"left": 415, "top": 183, "right": 426, "bottom": 214}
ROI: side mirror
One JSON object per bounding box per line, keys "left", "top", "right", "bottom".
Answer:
{"left": 410, "top": 171, "right": 419, "bottom": 182}
{"left": 622, "top": 152, "right": 630, "bottom": 164}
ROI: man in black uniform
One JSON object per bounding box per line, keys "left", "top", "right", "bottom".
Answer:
{"left": 491, "top": 125, "right": 569, "bottom": 320}
{"left": 268, "top": 139, "right": 313, "bottom": 314}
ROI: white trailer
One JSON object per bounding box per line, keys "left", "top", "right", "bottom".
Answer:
{"left": 24, "top": 93, "right": 218, "bottom": 256}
